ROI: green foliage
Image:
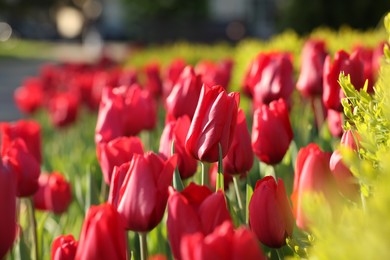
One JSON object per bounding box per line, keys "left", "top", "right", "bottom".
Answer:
{"left": 303, "top": 12, "right": 390, "bottom": 259}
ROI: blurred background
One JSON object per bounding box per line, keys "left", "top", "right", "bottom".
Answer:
{"left": 1, "top": 0, "right": 389, "bottom": 44}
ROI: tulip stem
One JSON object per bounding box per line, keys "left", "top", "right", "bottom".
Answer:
{"left": 27, "top": 198, "right": 39, "bottom": 260}
{"left": 312, "top": 96, "right": 325, "bottom": 131}
{"left": 233, "top": 176, "right": 243, "bottom": 210}
{"left": 216, "top": 143, "right": 224, "bottom": 192}
{"left": 269, "top": 165, "right": 277, "bottom": 180}
{"left": 276, "top": 248, "right": 284, "bottom": 260}
{"left": 138, "top": 232, "right": 148, "bottom": 260}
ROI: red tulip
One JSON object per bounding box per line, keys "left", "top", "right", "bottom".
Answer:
{"left": 353, "top": 45, "right": 375, "bottom": 92}
{"left": 249, "top": 176, "right": 294, "bottom": 248}
{"left": 159, "top": 115, "right": 198, "bottom": 179}
{"left": 185, "top": 85, "right": 239, "bottom": 162}
{"left": 162, "top": 58, "right": 186, "bottom": 98}
{"left": 51, "top": 234, "right": 78, "bottom": 260}
{"left": 195, "top": 59, "right": 233, "bottom": 90}
{"left": 122, "top": 84, "right": 157, "bottom": 135}
{"left": 14, "top": 77, "right": 44, "bottom": 114}
{"left": 109, "top": 152, "right": 177, "bottom": 232}
{"left": 327, "top": 109, "right": 343, "bottom": 137}
{"left": 48, "top": 92, "right": 79, "bottom": 127}
{"left": 296, "top": 39, "right": 328, "bottom": 97}
{"left": 251, "top": 98, "right": 293, "bottom": 165}
{"left": 97, "top": 136, "right": 144, "bottom": 184}
{"left": 95, "top": 85, "right": 157, "bottom": 143}
{"left": 323, "top": 50, "right": 365, "bottom": 111}
{"left": 108, "top": 162, "right": 131, "bottom": 208}
{"left": 180, "top": 221, "right": 266, "bottom": 260}
{"left": 0, "top": 161, "right": 17, "bottom": 259}
{"left": 75, "top": 203, "right": 128, "bottom": 260}
{"left": 241, "top": 53, "right": 271, "bottom": 97}
{"left": 223, "top": 109, "right": 253, "bottom": 175}
{"left": 144, "top": 62, "right": 163, "bottom": 98}
{"left": 291, "top": 143, "right": 336, "bottom": 229}
{"left": 167, "top": 183, "right": 232, "bottom": 260}
{"left": 95, "top": 86, "right": 125, "bottom": 143}
{"left": 33, "top": 172, "right": 72, "bottom": 214}
{"left": 1, "top": 120, "right": 42, "bottom": 164}
{"left": 329, "top": 130, "right": 360, "bottom": 200}
{"left": 165, "top": 66, "right": 203, "bottom": 120}
{"left": 3, "top": 138, "right": 41, "bottom": 197}
{"left": 252, "top": 52, "right": 294, "bottom": 108}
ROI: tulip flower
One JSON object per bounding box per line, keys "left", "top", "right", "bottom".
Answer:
{"left": 162, "top": 58, "right": 186, "bottom": 98}
{"left": 165, "top": 66, "right": 203, "bottom": 120}
{"left": 48, "top": 92, "right": 80, "bottom": 128}
{"left": 97, "top": 136, "right": 144, "bottom": 184}
{"left": 3, "top": 138, "right": 41, "bottom": 197}
{"left": 291, "top": 143, "right": 336, "bottom": 230}
{"left": 195, "top": 59, "right": 233, "bottom": 90}
{"left": 327, "top": 109, "right": 343, "bottom": 137}
{"left": 185, "top": 85, "right": 239, "bottom": 163}
{"left": 33, "top": 172, "right": 72, "bottom": 214}
{"left": 95, "top": 85, "right": 157, "bottom": 143}
{"left": 1, "top": 120, "right": 42, "bottom": 164}
{"left": 353, "top": 45, "right": 375, "bottom": 92}
{"left": 296, "top": 39, "right": 328, "bottom": 98}
{"left": 75, "top": 203, "right": 128, "bottom": 260}
{"left": 0, "top": 161, "right": 17, "bottom": 259}
{"left": 159, "top": 115, "right": 198, "bottom": 180}
{"left": 51, "top": 234, "right": 78, "bottom": 260}
{"left": 144, "top": 62, "right": 163, "bottom": 98}
{"left": 330, "top": 130, "right": 360, "bottom": 200}
{"left": 249, "top": 176, "right": 294, "bottom": 248}
{"left": 323, "top": 50, "right": 365, "bottom": 111}
{"left": 109, "top": 152, "right": 177, "bottom": 232}
{"left": 223, "top": 109, "right": 253, "bottom": 175}
{"left": 252, "top": 98, "right": 293, "bottom": 165}
{"left": 252, "top": 52, "right": 294, "bottom": 109}
{"left": 167, "top": 183, "right": 231, "bottom": 260}
{"left": 123, "top": 84, "right": 157, "bottom": 134}
{"left": 241, "top": 53, "right": 271, "bottom": 97}
{"left": 180, "top": 221, "right": 266, "bottom": 260}
{"left": 14, "top": 77, "right": 44, "bottom": 114}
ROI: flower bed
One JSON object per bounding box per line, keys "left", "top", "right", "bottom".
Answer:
{"left": 1, "top": 14, "right": 390, "bottom": 260}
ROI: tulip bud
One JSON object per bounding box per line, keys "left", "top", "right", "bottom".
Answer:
{"left": 165, "top": 66, "right": 203, "bottom": 120}
{"left": 180, "top": 221, "right": 266, "bottom": 260}
{"left": 110, "top": 152, "right": 177, "bottom": 232}
{"left": 1, "top": 120, "right": 42, "bottom": 164}
{"left": 33, "top": 172, "right": 72, "bottom": 214}
{"left": 251, "top": 98, "right": 293, "bottom": 165}
{"left": 97, "top": 136, "right": 144, "bottom": 184}
{"left": 14, "top": 77, "right": 44, "bottom": 114}
{"left": 3, "top": 138, "right": 41, "bottom": 197}
{"left": 252, "top": 52, "right": 294, "bottom": 108}
{"left": 185, "top": 85, "right": 239, "bottom": 162}
{"left": 75, "top": 203, "right": 128, "bottom": 260}
{"left": 291, "top": 143, "right": 336, "bottom": 230}
{"left": 327, "top": 109, "right": 343, "bottom": 137}
{"left": 323, "top": 50, "right": 365, "bottom": 111}
{"left": 249, "top": 176, "right": 294, "bottom": 248}
{"left": 167, "top": 183, "right": 231, "bottom": 260}
{"left": 0, "top": 161, "right": 17, "bottom": 259}
{"left": 48, "top": 92, "right": 79, "bottom": 128}
{"left": 296, "top": 39, "right": 328, "bottom": 97}
{"left": 223, "top": 109, "right": 253, "bottom": 175}
{"left": 51, "top": 234, "right": 78, "bottom": 260}
{"left": 159, "top": 115, "right": 198, "bottom": 179}
{"left": 144, "top": 62, "right": 163, "bottom": 98}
